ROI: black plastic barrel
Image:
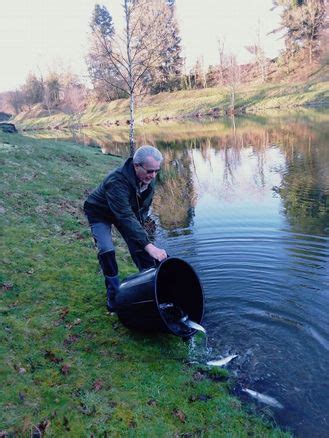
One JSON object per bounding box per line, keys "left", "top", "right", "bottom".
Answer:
{"left": 115, "top": 257, "right": 204, "bottom": 338}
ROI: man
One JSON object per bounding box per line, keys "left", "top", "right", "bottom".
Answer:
{"left": 84, "top": 145, "right": 167, "bottom": 312}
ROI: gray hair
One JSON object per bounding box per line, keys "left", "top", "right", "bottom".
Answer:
{"left": 133, "top": 145, "right": 163, "bottom": 165}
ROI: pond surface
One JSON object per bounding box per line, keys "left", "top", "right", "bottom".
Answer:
{"left": 151, "top": 113, "right": 328, "bottom": 437}
{"left": 40, "top": 111, "right": 329, "bottom": 436}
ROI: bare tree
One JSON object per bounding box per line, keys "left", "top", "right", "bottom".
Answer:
{"left": 195, "top": 57, "right": 207, "bottom": 88}
{"left": 88, "top": 0, "right": 176, "bottom": 155}
{"left": 301, "top": 0, "right": 326, "bottom": 63}
{"left": 227, "top": 54, "right": 240, "bottom": 114}
{"left": 21, "top": 73, "right": 44, "bottom": 110}
{"left": 218, "top": 38, "right": 226, "bottom": 85}
{"left": 245, "top": 21, "right": 268, "bottom": 82}
{"left": 8, "top": 90, "right": 25, "bottom": 114}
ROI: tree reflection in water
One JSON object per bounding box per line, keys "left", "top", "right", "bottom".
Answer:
{"left": 152, "top": 146, "right": 196, "bottom": 232}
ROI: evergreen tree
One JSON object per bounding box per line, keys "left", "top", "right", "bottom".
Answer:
{"left": 273, "top": 0, "right": 326, "bottom": 64}
{"left": 87, "top": 5, "right": 125, "bottom": 101}
{"left": 149, "top": 0, "right": 183, "bottom": 94}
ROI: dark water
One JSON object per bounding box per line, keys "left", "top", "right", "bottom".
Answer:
{"left": 39, "top": 111, "right": 329, "bottom": 436}
{"left": 151, "top": 114, "right": 329, "bottom": 437}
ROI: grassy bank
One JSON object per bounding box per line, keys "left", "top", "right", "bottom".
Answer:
{"left": 24, "top": 107, "right": 329, "bottom": 150}
{"left": 0, "top": 132, "right": 289, "bottom": 436}
{"left": 13, "top": 71, "right": 329, "bottom": 131}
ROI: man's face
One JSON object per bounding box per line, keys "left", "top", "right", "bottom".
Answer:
{"left": 134, "top": 156, "right": 161, "bottom": 185}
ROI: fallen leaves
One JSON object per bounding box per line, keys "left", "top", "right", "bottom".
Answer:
{"left": 53, "top": 308, "right": 82, "bottom": 329}
{"left": 31, "top": 419, "right": 51, "bottom": 437}
{"left": 92, "top": 380, "right": 103, "bottom": 392}
{"left": 1, "top": 281, "right": 13, "bottom": 290}
{"left": 172, "top": 408, "right": 186, "bottom": 423}
{"left": 44, "top": 350, "right": 63, "bottom": 364}
{"left": 61, "top": 364, "right": 71, "bottom": 375}
{"left": 44, "top": 351, "right": 71, "bottom": 376}
{"left": 13, "top": 363, "right": 27, "bottom": 374}
{"left": 188, "top": 394, "right": 212, "bottom": 403}
{"left": 147, "top": 399, "right": 157, "bottom": 407}
{"left": 192, "top": 371, "right": 205, "bottom": 381}
{"left": 66, "top": 318, "right": 82, "bottom": 330}
{"left": 53, "top": 307, "right": 70, "bottom": 326}
{"left": 59, "top": 307, "right": 70, "bottom": 319}
{"left": 63, "top": 334, "right": 80, "bottom": 346}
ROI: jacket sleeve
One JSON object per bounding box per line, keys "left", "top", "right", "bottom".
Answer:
{"left": 104, "top": 176, "right": 150, "bottom": 248}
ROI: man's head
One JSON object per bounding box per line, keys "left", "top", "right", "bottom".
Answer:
{"left": 133, "top": 145, "right": 163, "bottom": 185}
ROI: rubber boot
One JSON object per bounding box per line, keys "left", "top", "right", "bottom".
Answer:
{"left": 98, "top": 251, "right": 119, "bottom": 313}
{"left": 105, "top": 274, "right": 120, "bottom": 312}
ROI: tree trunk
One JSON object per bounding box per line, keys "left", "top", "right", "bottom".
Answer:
{"left": 230, "top": 87, "right": 235, "bottom": 113}
{"left": 124, "top": 0, "right": 136, "bottom": 156}
{"left": 129, "top": 92, "right": 135, "bottom": 156}
{"left": 309, "top": 43, "right": 313, "bottom": 64}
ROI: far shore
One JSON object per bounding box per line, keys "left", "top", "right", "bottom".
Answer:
{"left": 12, "top": 77, "right": 329, "bottom": 132}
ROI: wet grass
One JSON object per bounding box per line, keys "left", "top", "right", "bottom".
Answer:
{"left": 0, "top": 132, "right": 290, "bottom": 436}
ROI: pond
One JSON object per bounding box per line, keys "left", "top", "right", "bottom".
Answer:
{"left": 37, "top": 110, "right": 329, "bottom": 436}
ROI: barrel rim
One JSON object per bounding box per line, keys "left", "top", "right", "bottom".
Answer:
{"left": 154, "top": 256, "right": 205, "bottom": 336}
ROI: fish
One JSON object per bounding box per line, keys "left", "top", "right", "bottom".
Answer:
{"left": 242, "top": 388, "right": 284, "bottom": 409}
{"left": 206, "top": 354, "right": 238, "bottom": 367}
{"left": 159, "top": 303, "right": 206, "bottom": 335}
{"left": 182, "top": 319, "right": 207, "bottom": 334}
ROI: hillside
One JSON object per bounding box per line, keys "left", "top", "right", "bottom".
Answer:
{"left": 13, "top": 67, "right": 329, "bottom": 131}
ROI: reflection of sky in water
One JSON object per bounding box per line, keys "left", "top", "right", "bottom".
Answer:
{"left": 191, "top": 146, "right": 285, "bottom": 229}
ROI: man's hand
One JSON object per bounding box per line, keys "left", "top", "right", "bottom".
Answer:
{"left": 145, "top": 243, "right": 167, "bottom": 262}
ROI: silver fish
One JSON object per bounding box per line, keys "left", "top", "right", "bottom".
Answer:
{"left": 242, "top": 388, "right": 284, "bottom": 409}
{"left": 206, "top": 354, "right": 238, "bottom": 367}
{"left": 182, "top": 319, "right": 207, "bottom": 334}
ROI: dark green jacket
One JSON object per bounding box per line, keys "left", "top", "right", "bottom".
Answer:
{"left": 84, "top": 158, "right": 154, "bottom": 248}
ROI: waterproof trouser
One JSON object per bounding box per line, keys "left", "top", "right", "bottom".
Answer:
{"left": 88, "top": 220, "right": 155, "bottom": 311}
{"left": 90, "top": 221, "right": 155, "bottom": 272}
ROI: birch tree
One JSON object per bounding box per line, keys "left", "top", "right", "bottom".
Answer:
{"left": 88, "top": 0, "right": 177, "bottom": 155}
{"left": 218, "top": 38, "right": 226, "bottom": 85}
{"left": 227, "top": 54, "right": 240, "bottom": 114}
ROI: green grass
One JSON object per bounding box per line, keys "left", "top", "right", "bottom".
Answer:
{"left": 0, "top": 132, "right": 290, "bottom": 436}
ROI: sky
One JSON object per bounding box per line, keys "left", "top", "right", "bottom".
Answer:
{"left": 0, "top": 0, "right": 284, "bottom": 93}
